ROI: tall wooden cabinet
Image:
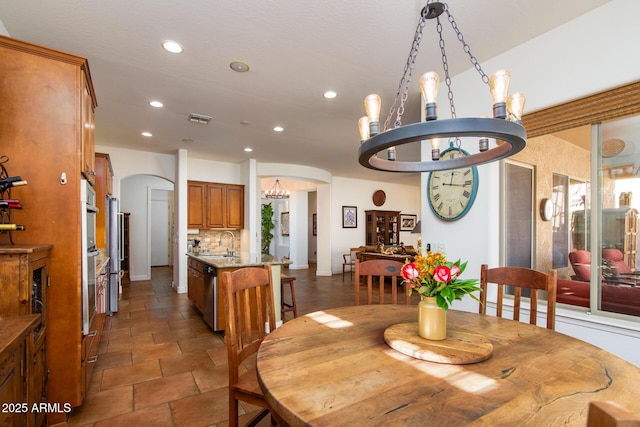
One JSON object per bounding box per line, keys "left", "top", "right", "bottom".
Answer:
{"left": 0, "top": 35, "right": 98, "bottom": 423}
{"left": 365, "top": 210, "right": 401, "bottom": 245}
{"left": 188, "top": 180, "right": 244, "bottom": 229}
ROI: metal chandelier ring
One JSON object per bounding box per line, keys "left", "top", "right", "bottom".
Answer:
{"left": 358, "top": 117, "right": 527, "bottom": 173}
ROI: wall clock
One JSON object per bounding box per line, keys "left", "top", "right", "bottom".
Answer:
{"left": 427, "top": 146, "right": 479, "bottom": 221}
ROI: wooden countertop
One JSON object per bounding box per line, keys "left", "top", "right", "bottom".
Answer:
{"left": 257, "top": 305, "right": 640, "bottom": 426}
{"left": 187, "top": 252, "right": 291, "bottom": 269}
{"left": 0, "top": 244, "right": 53, "bottom": 254}
{"left": 0, "top": 314, "right": 40, "bottom": 355}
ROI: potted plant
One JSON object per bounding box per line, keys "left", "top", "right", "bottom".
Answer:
{"left": 261, "top": 203, "right": 275, "bottom": 255}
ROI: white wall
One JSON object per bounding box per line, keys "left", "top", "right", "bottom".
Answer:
{"left": 331, "top": 176, "right": 421, "bottom": 274}
{"left": 424, "top": 0, "right": 640, "bottom": 365}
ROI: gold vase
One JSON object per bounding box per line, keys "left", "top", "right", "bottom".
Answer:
{"left": 418, "top": 296, "right": 447, "bottom": 340}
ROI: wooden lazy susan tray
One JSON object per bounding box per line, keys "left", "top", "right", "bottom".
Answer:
{"left": 384, "top": 322, "right": 493, "bottom": 365}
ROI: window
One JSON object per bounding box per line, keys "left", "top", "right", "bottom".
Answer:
{"left": 504, "top": 162, "right": 534, "bottom": 268}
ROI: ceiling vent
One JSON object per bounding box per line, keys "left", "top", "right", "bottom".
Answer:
{"left": 188, "top": 113, "right": 212, "bottom": 124}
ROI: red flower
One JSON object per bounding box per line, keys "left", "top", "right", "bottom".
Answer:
{"left": 433, "top": 265, "right": 452, "bottom": 283}
{"left": 401, "top": 262, "right": 420, "bottom": 281}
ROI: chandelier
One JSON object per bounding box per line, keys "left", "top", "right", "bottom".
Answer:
{"left": 358, "top": 1, "right": 526, "bottom": 173}
{"left": 264, "top": 178, "right": 290, "bottom": 199}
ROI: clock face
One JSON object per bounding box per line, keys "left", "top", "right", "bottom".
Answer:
{"left": 427, "top": 148, "right": 479, "bottom": 221}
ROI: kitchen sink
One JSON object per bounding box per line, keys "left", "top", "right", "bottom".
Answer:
{"left": 198, "top": 254, "right": 235, "bottom": 259}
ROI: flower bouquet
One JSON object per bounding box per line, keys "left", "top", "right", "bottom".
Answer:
{"left": 401, "top": 251, "right": 480, "bottom": 311}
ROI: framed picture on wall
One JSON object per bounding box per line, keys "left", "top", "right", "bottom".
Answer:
{"left": 313, "top": 213, "right": 317, "bottom": 236}
{"left": 342, "top": 206, "right": 357, "bottom": 228}
{"left": 400, "top": 214, "right": 417, "bottom": 231}
{"left": 281, "top": 211, "right": 290, "bottom": 236}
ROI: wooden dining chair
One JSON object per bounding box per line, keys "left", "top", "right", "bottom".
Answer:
{"left": 480, "top": 264, "right": 557, "bottom": 330}
{"left": 221, "top": 265, "right": 277, "bottom": 427}
{"left": 343, "top": 247, "right": 365, "bottom": 281}
{"left": 354, "top": 259, "right": 409, "bottom": 305}
{"left": 587, "top": 400, "right": 640, "bottom": 426}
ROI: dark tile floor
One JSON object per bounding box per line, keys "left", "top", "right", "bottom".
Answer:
{"left": 66, "top": 264, "right": 361, "bottom": 426}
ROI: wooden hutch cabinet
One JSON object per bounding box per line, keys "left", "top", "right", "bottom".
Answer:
{"left": 0, "top": 35, "right": 98, "bottom": 423}
{"left": 0, "top": 245, "right": 51, "bottom": 427}
{"left": 365, "top": 210, "right": 401, "bottom": 245}
{"left": 0, "top": 315, "right": 41, "bottom": 427}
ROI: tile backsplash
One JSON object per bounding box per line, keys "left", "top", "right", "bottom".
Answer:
{"left": 188, "top": 229, "right": 240, "bottom": 254}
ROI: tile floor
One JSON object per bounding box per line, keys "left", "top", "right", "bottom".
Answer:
{"left": 66, "top": 264, "right": 360, "bottom": 426}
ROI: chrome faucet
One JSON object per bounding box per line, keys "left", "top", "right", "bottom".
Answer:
{"left": 219, "top": 231, "right": 236, "bottom": 257}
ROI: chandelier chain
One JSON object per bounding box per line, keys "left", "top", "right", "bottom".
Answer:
{"left": 383, "top": 7, "right": 428, "bottom": 132}
{"left": 443, "top": 4, "right": 490, "bottom": 85}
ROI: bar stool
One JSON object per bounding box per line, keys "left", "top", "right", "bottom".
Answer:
{"left": 280, "top": 275, "right": 297, "bottom": 320}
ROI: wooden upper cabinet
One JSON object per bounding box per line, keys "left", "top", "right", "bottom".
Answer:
{"left": 206, "top": 184, "right": 225, "bottom": 228}
{"left": 188, "top": 181, "right": 244, "bottom": 229}
{"left": 187, "top": 182, "right": 206, "bottom": 229}
{"left": 94, "top": 153, "right": 113, "bottom": 249}
{"left": 226, "top": 185, "right": 244, "bottom": 229}
{"left": 82, "top": 76, "right": 97, "bottom": 185}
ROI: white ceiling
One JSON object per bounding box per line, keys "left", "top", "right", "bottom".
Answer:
{"left": 0, "top": 0, "right": 612, "bottom": 186}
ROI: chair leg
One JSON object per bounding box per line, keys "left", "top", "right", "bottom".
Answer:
{"left": 229, "top": 393, "right": 239, "bottom": 427}
{"left": 281, "top": 277, "right": 297, "bottom": 320}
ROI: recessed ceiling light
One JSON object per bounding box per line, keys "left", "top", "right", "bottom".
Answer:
{"left": 162, "top": 40, "right": 183, "bottom": 53}
{"left": 244, "top": 147, "right": 253, "bottom": 152}
{"left": 273, "top": 126, "right": 284, "bottom": 132}
{"left": 240, "top": 120, "right": 251, "bottom": 126}
{"left": 141, "top": 131, "right": 152, "bottom": 137}
{"left": 323, "top": 90, "right": 337, "bottom": 99}
{"left": 149, "top": 100, "right": 163, "bottom": 108}
{"left": 229, "top": 61, "right": 250, "bottom": 72}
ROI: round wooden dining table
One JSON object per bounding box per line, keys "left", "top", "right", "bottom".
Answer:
{"left": 256, "top": 304, "right": 640, "bottom": 426}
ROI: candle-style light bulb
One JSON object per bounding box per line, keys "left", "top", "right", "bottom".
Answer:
{"left": 507, "top": 92, "right": 526, "bottom": 123}
{"left": 364, "top": 94, "right": 381, "bottom": 136}
{"left": 419, "top": 72, "right": 439, "bottom": 121}
{"left": 388, "top": 146, "right": 396, "bottom": 161}
{"left": 490, "top": 69, "right": 511, "bottom": 119}
{"left": 358, "top": 116, "right": 370, "bottom": 142}
{"left": 431, "top": 138, "right": 441, "bottom": 161}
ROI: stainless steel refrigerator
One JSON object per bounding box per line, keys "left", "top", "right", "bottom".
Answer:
{"left": 106, "top": 197, "right": 122, "bottom": 314}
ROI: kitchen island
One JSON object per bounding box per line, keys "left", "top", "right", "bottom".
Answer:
{"left": 186, "top": 253, "right": 291, "bottom": 331}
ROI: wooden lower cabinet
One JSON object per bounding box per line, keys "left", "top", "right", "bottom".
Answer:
{"left": 82, "top": 312, "right": 104, "bottom": 399}
{"left": 0, "top": 315, "right": 43, "bottom": 427}
{"left": 188, "top": 258, "right": 205, "bottom": 313}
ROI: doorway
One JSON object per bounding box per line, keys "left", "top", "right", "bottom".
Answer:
{"left": 151, "top": 189, "right": 174, "bottom": 267}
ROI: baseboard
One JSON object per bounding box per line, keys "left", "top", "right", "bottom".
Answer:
{"left": 129, "top": 274, "right": 150, "bottom": 281}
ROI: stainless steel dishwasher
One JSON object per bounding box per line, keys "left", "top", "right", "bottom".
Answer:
{"left": 203, "top": 265, "right": 220, "bottom": 330}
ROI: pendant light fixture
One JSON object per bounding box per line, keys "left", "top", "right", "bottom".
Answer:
{"left": 265, "top": 178, "right": 290, "bottom": 199}
{"left": 358, "top": 1, "right": 527, "bottom": 173}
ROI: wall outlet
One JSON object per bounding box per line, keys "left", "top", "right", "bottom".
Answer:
{"left": 426, "top": 243, "right": 447, "bottom": 254}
